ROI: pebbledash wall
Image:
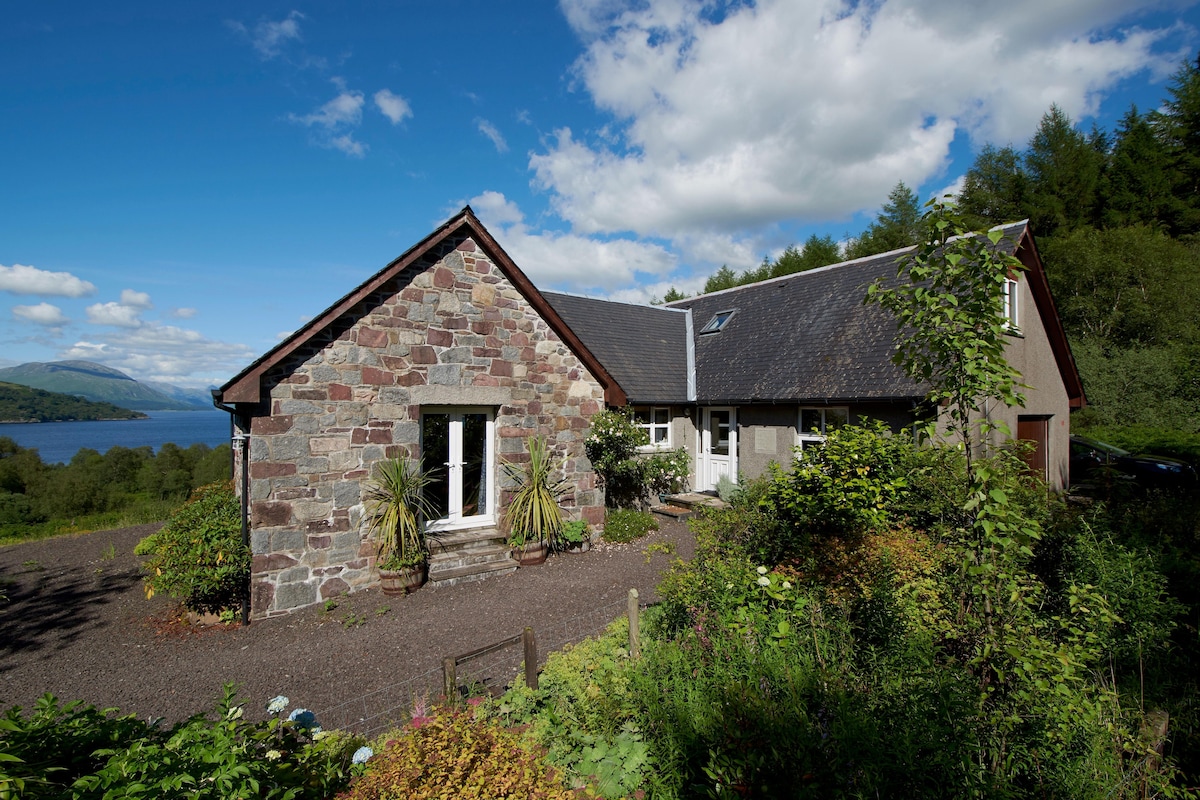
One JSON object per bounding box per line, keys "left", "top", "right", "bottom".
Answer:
{"left": 235, "top": 233, "right": 606, "bottom": 618}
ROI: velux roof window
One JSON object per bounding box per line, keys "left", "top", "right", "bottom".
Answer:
{"left": 699, "top": 309, "right": 736, "bottom": 335}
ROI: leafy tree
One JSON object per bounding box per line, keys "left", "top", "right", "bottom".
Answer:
{"left": 866, "top": 199, "right": 1026, "bottom": 476}
{"left": 661, "top": 286, "right": 688, "bottom": 303}
{"left": 1040, "top": 225, "right": 1200, "bottom": 348}
{"left": 1025, "top": 105, "right": 1103, "bottom": 235}
{"left": 959, "top": 144, "right": 1030, "bottom": 229}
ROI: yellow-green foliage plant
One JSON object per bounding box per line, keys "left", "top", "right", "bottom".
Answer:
{"left": 338, "top": 706, "right": 594, "bottom": 800}
{"left": 489, "top": 619, "right": 653, "bottom": 799}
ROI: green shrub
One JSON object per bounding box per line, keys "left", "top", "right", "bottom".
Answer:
{"left": 341, "top": 706, "right": 591, "bottom": 800}
{"left": 140, "top": 481, "right": 248, "bottom": 614}
{"left": 601, "top": 509, "right": 657, "bottom": 543}
{"left": 0, "top": 685, "right": 363, "bottom": 800}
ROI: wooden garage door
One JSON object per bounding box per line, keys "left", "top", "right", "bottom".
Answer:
{"left": 1017, "top": 416, "right": 1049, "bottom": 481}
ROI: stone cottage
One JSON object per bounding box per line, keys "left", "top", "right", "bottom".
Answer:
{"left": 216, "top": 210, "right": 1083, "bottom": 618}
{"left": 213, "top": 207, "right": 623, "bottom": 617}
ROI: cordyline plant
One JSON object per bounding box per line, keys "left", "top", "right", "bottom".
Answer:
{"left": 865, "top": 197, "right": 1028, "bottom": 480}
{"left": 364, "top": 459, "right": 438, "bottom": 570}
{"left": 503, "top": 436, "right": 568, "bottom": 548}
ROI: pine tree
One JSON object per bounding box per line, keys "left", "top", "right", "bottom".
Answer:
{"left": 703, "top": 265, "right": 738, "bottom": 294}
{"left": 846, "top": 181, "right": 922, "bottom": 258}
{"left": 1103, "top": 106, "right": 1175, "bottom": 229}
{"left": 1025, "top": 105, "right": 1103, "bottom": 236}
{"left": 959, "top": 144, "right": 1029, "bottom": 229}
{"left": 1154, "top": 52, "right": 1200, "bottom": 235}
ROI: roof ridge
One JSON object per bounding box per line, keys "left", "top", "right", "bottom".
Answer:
{"left": 664, "top": 219, "right": 1029, "bottom": 306}
{"left": 544, "top": 289, "right": 690, "bottom": 314}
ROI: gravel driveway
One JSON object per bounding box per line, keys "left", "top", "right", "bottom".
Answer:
{"left": 0, "top": 518, "right": 693, "bottom": 733}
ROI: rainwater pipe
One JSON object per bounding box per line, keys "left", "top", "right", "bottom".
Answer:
{"left": 212, "top": 391, "right": 252, "bottom": 625}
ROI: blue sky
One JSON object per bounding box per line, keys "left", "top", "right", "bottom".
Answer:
{"left": 2, "top": 1, "right": 1198, "bottom": 389}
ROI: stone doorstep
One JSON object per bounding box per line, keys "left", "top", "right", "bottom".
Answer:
{"left": 428, "top": 558, "right": 519, "bottom": 587}
{"left": 662, "top": 492, "right": 728, "bottom": 511}
{"left": 427, "top": 527, "right": 507, "bottom": 551}
{"left": 428, "top": 543, "right": 513, "bottom": 571}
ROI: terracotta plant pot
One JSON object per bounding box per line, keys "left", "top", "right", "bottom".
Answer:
{"left": 513, "top": 541, "right": 548, "bottom": 566}
{"left": 379, "top": 564, "right": 428, "bottom": 596}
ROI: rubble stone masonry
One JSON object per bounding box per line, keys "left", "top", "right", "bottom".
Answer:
{"left": 238, "top": 235, "right": 605, "bottom": 617}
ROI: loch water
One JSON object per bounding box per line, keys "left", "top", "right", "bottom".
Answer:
{"left": 0, "top": 410, "right": 231, "bottom": 464}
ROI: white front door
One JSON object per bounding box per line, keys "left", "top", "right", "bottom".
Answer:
{"left": 421, "top": 408, "right": 495, "bottom": 530}
{"left": 699, "top": 407, "right": 736, "bottom": 492}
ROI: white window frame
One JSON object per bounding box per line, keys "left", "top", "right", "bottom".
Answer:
{"left": 1002, "top": 277, "right": 1020, "bottom": 332}
{"left": 797, "top": 406, "right": 849, "bottom": 449}
{"left": 634, "top": 406, "right": 672, "bottom": 450}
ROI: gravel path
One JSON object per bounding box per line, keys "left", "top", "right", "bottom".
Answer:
{"left": 0, "top": 519, "right": 693, "bottom": 732}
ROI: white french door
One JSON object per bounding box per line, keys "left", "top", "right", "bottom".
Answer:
{"left": 699, "top": 407, "right": 736, "bottom": 492}
{"left": 421, "top": 408, "right": 495, "bottom": 530}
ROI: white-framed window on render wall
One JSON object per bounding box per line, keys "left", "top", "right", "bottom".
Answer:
{"left": 797, "top": 407, "right": 849, "bottom": 450}
{"left": 634, "top": 407, "right": 671, "bottom": 449}
{"left": 1003, "top": 277, "right": 1020, "bottom": 332}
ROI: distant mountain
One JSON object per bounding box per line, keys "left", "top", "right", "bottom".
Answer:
{"left": 0, "top": 381, "right": 148, "bottom": 422}
{"left": 142, "top": 380, "right": 217, "bottom": 409}
{"left": 0, "top": 361, "right": 213, "bottom": 412}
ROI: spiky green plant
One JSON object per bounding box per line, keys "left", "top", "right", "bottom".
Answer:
{"left": 503, "top": 437, "right": 569, "bottom": 547}
{"left": 364, "top": 459, "right": 439, "bottom": 569}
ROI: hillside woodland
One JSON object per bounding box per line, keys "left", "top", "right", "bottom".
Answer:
{"left": 0, "top": 381, "right": 146, "bottom": 423}
{"left": 0, "top": 438, "right": 231, "bottom": 545}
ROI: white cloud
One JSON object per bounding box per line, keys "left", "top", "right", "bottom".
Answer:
{"left": 169, "top": 307, "right": 197, "bottom": 319}
{"left": 290, "top": 81, "right": 368, "bottom": 157}
{"left": 469, "top": 191, "right": 677, "bottom": 293}
{"left": 229, "top": 10, "right": 304, "bottom": 60}
{"left": 476, "top": 119, "right": 509, "bottom": 153}
{"left": 13, "top": 302, "right": 68, "bottom": 326}
{"left": 119, "top": 289, "right": 152, "bottom": 309}
{"left": 292, "top": 85, "right": 365, "bottom": 128}
{"left": 0, "top": 263, "right": 96, "bottom": 297}
{"left": 374, "top": 89, "right": 413, "bottom": 124}
{"left": 85, "top": 301, "right": 143, "bottom": 328}
{"left": 62, "top": 323, "right": 257, "bottom": 388}
{"left": 537, "top": 0, "right": 1185, "bottom": 240}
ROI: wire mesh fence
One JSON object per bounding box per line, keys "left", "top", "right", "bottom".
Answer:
{"left": 318, "top": 592, "right": 638, "bottom": 737}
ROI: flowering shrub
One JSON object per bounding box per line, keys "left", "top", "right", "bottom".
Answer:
{"left": 0, "top": 685, "right": 365, "bottom": 799}
{"left": 585, "top": 409, "right": 649, "bottom": 509}
{"left": 340, "top": 706, "right": 593, "bottom": 800}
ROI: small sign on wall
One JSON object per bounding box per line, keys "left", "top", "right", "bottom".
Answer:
{"left": 754, "top": 427, "right": 776, "bottom": 454}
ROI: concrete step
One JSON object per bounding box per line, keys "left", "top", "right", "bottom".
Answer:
{"left": 653, "top": 491, "right": 727, "bottom": 519}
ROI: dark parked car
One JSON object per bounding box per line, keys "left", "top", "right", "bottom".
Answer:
{"left": 1069, "top": 435, "right": 1197, "bottom": 490}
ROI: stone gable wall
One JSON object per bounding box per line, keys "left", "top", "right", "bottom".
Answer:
{"left": 238, "top": 235, "right": 606, "bottom": 617}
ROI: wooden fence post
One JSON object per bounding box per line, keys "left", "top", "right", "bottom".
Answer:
{"left": 442, "top": 656, "right": 457, "bottom": 705}
{"left": 628, "top": 588, "right": 640, "bottom": 659}
{"left": 522, "top": 627, "right": 538, "bottom": 690}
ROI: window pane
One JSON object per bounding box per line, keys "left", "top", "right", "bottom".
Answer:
{"left": 710, "top": 411, "right": 730, "bottom": 456}
{"left": 653, "top": 407, "right": 669, "bottom": 425}
{"left": 801, "top": 409, "right": 821, "bottom": 434}
{"left": 633, "top": 407, "right": 650, "bottom": 424}
{"left": 826, "top": 408, "right": 849, "bottom": 430}
{"left": 421, "top": 414, "right": 450, "bottom": 520}
{"left": 652, "top": 427, "right": 668, "bottom": 444}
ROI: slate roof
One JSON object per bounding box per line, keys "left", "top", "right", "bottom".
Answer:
{"left": 542, "top": 291, "right": 690, "bottom": 404}
{"left": 666, "top": 220, "right": 1031, "bottom": 404}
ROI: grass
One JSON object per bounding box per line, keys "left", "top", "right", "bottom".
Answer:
{"left": 0, "top": 500, "right": 178, "bottom": 548}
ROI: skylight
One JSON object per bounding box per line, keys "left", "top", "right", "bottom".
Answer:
{"left": 699, "top": 309, "right": 736, "bottom": 334}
